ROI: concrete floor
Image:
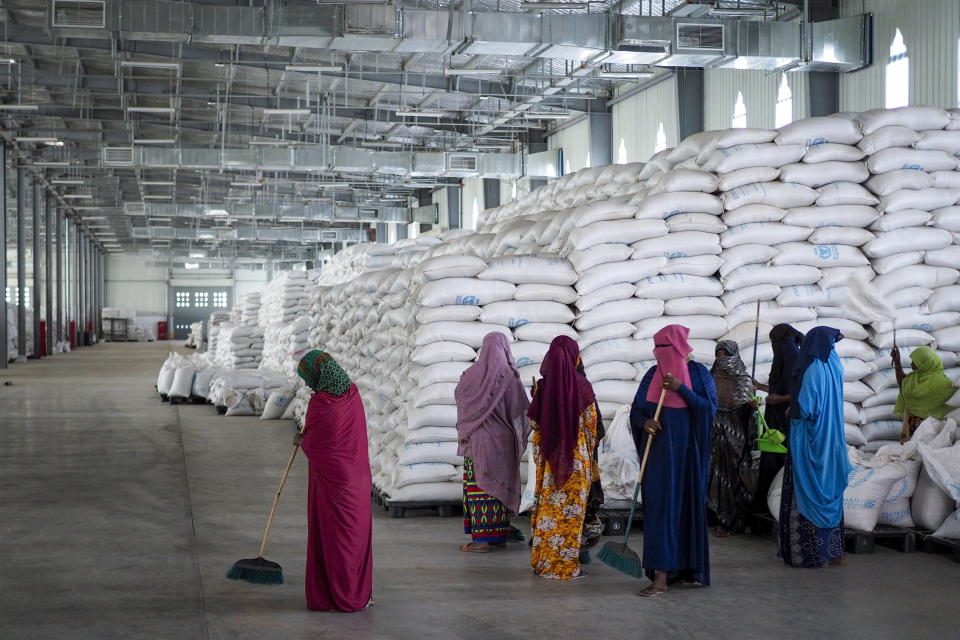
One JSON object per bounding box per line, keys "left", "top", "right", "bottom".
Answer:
{"left": 0, "top": 342, "right": 956, "bottom": 639}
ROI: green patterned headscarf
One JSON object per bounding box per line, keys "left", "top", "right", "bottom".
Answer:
{"left": 297, "top": 350, "right": 351, "bottom": 396}
{"left": 894, "top": 346, "right": 955, "bottom": 420}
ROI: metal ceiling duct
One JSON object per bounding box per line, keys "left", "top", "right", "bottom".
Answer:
{"left": 59, "top": 1, "right": 869, "bottom": 74}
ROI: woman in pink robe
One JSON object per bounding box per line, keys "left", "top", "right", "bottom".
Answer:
{"left": 296, "top": 350, "right": 373, "bottom": 612}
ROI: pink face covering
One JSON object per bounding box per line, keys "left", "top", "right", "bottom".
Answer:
{"left": 646, "top": 324, "right": 693, "bottom": 408}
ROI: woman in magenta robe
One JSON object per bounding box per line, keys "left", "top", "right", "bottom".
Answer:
{"left": 296, "top": 350, "right": 373, "bottom": 612}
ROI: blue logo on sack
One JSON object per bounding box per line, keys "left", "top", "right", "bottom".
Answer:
{"left": 901, "top": 163, "right": 924, "bottom": 171}
{"left": 516, "top": 357, "right": 532, "bottom": 367}
{"left": 805, "top": 137, "right": 828, "bottom": 146}
{"left": 509, "top": 318, "right": 529, "bottom": 328}
{"left": 455, "top": 295, "right": 480, "bottom": 305}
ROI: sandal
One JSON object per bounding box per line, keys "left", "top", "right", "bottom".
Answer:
{"left": 639, "top": 585, "right": 667, "bottom": 598}
{"left": 508, "top": 526, "right": 526, "bottom": 542}
{"left": 459, "top": 543, "right": 490, "bottom": 553}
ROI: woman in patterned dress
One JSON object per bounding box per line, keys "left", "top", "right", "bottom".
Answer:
{"left": 455, "top": 332, "right": 531, "bottom": 552}
{"left": 528, "top": 336, "right": 599, "bottom": 580}
{"left": 778, "top": 327, "right": 852, "bottom": 568}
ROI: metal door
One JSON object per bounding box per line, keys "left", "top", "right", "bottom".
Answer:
{"left": 172, "top": 286, "right": 232, "bottom": 341}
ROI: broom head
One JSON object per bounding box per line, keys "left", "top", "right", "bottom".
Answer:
{"left": 226, "top": 556, "right": 284, "bottom": 585}
{"left": 597, "top": 541, "right": 644, "bottom": 578}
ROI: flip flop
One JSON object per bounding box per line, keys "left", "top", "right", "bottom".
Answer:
{"left": 459, "top": 543, "right": 490, "bottom": 553}
{"left": 639, "top": 586, "right": 667, "bottom": 598}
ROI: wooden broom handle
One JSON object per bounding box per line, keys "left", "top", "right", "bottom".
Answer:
{"left": 258, "top": 422, "right": 306, "bottom": 558}
{"left": 638, "top": 388, "right": 667, "bottom": 484}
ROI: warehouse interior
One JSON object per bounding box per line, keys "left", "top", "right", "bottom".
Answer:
{"left": 3, "top": 0, "right": 960, "bottom": 638}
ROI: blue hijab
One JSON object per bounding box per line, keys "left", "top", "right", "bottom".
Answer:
{"left": 789, "top": 326, "right": 851, "bottom": 529}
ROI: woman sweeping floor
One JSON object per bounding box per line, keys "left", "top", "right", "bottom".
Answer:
{"left": 753, "top": 324, "right": 803, "bottom": 511}
{"left": 707, "top": 340, "right": 757, "bottom": 536}
{"left": 630, "top": 324, "right": 717, "bottom": 597}
{"left": 892, "top": 345, "right": 956, "bottom": 443}
{"left": 528, "top": 336, "right": 599, "bottom": 580}
{"left": 778, "top": 327, "right": 850, "bottom": 569}
{"left": 296, "top": 350, "right": 373, "bottom": 611}
{"left": 455, "top": 332, "right": 531, "bottom": 553}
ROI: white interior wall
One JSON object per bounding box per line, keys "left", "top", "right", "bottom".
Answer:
{"left": 431, "top": 188, "right": 449, "bottom": 229}
{"left": 611, "top": 75, "right": 680, "bottom": 163}
{"left": 105, "top": 254, "right": 167, "bottom": 315}
{"left": 460, "top": 178, "right": 484, "bottom": 231}
{"left": 704, "top": 69, "right": 809, "bottom": 131}
{"left": 234, "top": 270, "right": 268, "bottom": 300}
{"left": 840, "top": 0, "right": 960, "bottom": 112}
{"left": 547, "top": 117, "right": 591, "bottom": 174}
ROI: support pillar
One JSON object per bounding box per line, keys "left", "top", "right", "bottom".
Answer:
{"left": 375, "top": 223, "right": 387, "bottom": 243}
{"left": 32, "top": 178, "right": 41, "bottom": 358}
{"left": 587, "top": 111, "right": 613, "bottom": 167}
{"left": 0, "top": 144, "right": 6, "bottom": 368}
{"left": 483, "top": 178, "right": 500, "bottom": 210}
{"left": 45, "top": 194, "right": 53, "bottom": 355}
{"left": 445, "top": 186, "right": 461, "bottom": 230}
{"left": 56, "top": 206, "right": 62, "bottom": 345}
{"left": 676, "top": 68, "right": 705, "bottom": 142}
{"left": 16, "top": 166, "right": 26, "bottom": 361}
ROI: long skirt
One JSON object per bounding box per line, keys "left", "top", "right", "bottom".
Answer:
{"left": 462, "top": 458, "right": 510, "bottom": 544}
{"left": 707, "top": 406, "right": 755, "bottom": 533}
{"left": 777, "top": 453, "right": 845, "bottom": 568}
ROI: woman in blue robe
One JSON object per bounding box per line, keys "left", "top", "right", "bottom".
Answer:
{"left": 778, "top": 326, "right": 852, "bottom": 568}
{"left": 630, "top": 325, "right": 717, "bottom": 597}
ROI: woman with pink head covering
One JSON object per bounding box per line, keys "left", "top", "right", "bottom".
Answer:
{"left": 629, "top": 324, "right": 717, "bottom": 597}
{"left": 455, "top": 332, "right": 531, "bottom": 552}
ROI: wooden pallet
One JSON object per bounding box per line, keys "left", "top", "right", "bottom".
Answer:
{"left": 169, "top": 396, "right": 208, "bottom": 406}
{"left": 844, "top": 524, "right": 917, "bottom": 554}
{"left": 384, "top": 500, "right": 461, "bottom": 519}
{"left": 215, "top": 405, "right": 227, "bottom": 415}
{"left": 916, "top": 531, "right": 960, "bottom": 563}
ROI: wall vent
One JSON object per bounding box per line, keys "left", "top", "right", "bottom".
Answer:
{"left": 52, "top": 1, "right": 106, "bottom": 29}
{"left": 447, "top": 154, "right": 478, "bottom": 172}
{"left": 104, "top": 147, "right": 134, "bottom": 165}
{"left": 677, "top": 23, "right": 724, "bottom": 50}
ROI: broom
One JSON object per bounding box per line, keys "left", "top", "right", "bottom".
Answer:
{"left": 226, "top": 423, "right": 304, "bottom": 585}
{"left": 597, "top": 388, "right": 667, "bottom": 578}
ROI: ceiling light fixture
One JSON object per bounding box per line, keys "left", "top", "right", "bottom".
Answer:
{"left": 249, "top": 140, "right": 293, "bottom": 146}
{"left": 522, "top": 111, "right": 571, "bottom": 120}
{"left": 598, "top": 69, "right": 656, "bottom": 79}
{"left": 0, "top": 58, "right": 17, "bottom": 64}
{"left": 143, "top": 195, "right": 171, "bottom": 200}
{"left": 126, "top": 106, "right": 176, "bottom": 114}
{"left": 63, "top": 194, "right": 93, "bottom": 200}
{"left": 51, "top": 178, "right": 84, "bottom": 185}
{"left": 134, "top": 138, "right": 176, "bottom": 145}
{"left": 285, "top": 64, "right": 343, "bottom": 72}
{"left": 141, "top": 180, "right": 175, "bottom": 186}
{"left": 34, "top": 161, "right": 70, "bottom": 166}
{"left": 205, "top": 208, "right": 230, "bottom": 217}
{"left": 263, "top": 108, "right": 311, "bottom": 117}
{"left": 443, "top": 68, "right": 502, "bottom": 76}
{"left": 395, "top": 110, "right": 445, "bottom": 117}
{"left": 120, "top": 61, "right": 182, "bottom": 70}
{"left": 16, "top": 136, "right": 58, "bottom": 143}
{"left": 521, "top": 1, "right": 589, "bottom": 9}
{"left": 230, "top": 181, "right": 263, "bottom": 187}
{"left": 0, "top": 104, "right": 39, "bottom": 110}
{"left": 79, "top": 215, "right": 107, "bottom": 220}
{"left": 361, "top": 141, "right": 403, "bottom": 148}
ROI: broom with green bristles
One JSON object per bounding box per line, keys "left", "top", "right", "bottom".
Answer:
{"left": 597, "top": 388, "right": 665, "bottom": 578}
{"left": 226, "top": 423, "right": 305, "bottom": 585}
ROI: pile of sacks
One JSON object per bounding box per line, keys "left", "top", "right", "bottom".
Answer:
{"left": 258, "top": 270, "right": 313, "bottom": 325}
{"left": 237, "top": 292, "right": 262, "bottom": 327}
{"left": 213, "top": 324, "right": 264, "bottom": 370}
{"left": 5, "top": 306, "right": 33, "bottom": 360}
{"left": 206, "top": 311, "right": 231, "bottom": 354}
{"left": 185, "top": 322, "right": 203, "bottom": 349}
{"left": 260, "top": 316, "right": 311, "bottom": 375}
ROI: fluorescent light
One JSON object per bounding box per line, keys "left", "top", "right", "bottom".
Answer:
{"left": 475, "top": 144, "right": 512, "bottom": 151}
{"left": 396, "top": 110, "right": 445, "bottom": 117}
{"left": 189, "top": 251, "right": 207, "bottom": 258}
{"left": 46, "top": 141, "right": 65, "bottom": 147}
{"left": 285, "top": 64, "right": 343, "bottom": 72}
{"left": 79, "top": 216, "right": 107, "bottom": 220}
{"left": 51, "top": 179, "right": 84, "bottom": 185}
{"left": 522, "top": 111, "right": 571, "bottom": 120}
{"left": 318, "top": 183, "right": 350, "bottom": 188}
{"left": 224, "top": 196, "right": 251, "bottom": 201}
{"left": 63, "top": 194, "right": 93, "bottom": 200}
{"left": 361, "top": 141, "right": 403, "bottom": 148}
{"left": 34, "top": 161, "right": 69, "bottom": 167}
{"left": 120, "top": 61, "right": 181, "bottom": 70}
{"left": 16, "top": 136, "right": 58, "bottom": 143}
{"left": 127, "top": 107, "right": 176, "bottom": 114}
{"left": 444, "top": 68, "right": 501, "bottom": 76}
{"left": 141, "top": 180, "right": 175, "bottom": 186}
{"left": 142, "top": 195, "right": 171, "bottom": 200}
{"left": 134, "top": 138, "right": 176, "bottom": 145}
{"left": 230, "top": 181, "right": 262, "bottom": 187}
{"left": 249, "top": 140, "right": 292, "bottom": 146}
{"left": 205, "top": 208, "right": 229, "bottom": 217}
{"left": 0, "top": 104, "right": 39, "bottom": 110}
{"left": 0, "top": 58, "right": 16, "bottom": 64}
{"left": 73, "top": 208, "right": 102, "bottom": 213}
{"left": 184, "top": 263, "right": 200, "bottom": 270}
{"left": 521, "top": 1, "right": 588, "bottom": 9}
{"left": 598, "top": 70, "right": 656, "bottom": 79}
{"left": 263, "top": 108, "right": 310, "bottom": 117}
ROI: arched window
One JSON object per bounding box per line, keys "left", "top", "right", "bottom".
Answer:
{"left": 654, "top": 122, "right": 667, "bottom": 153}
{"left": 775, "top": 74, "right": 793, "bottom": 128}
{"left": 732, "top": 91, "right": 747, "bottom": 128}
{"left": 886, "top": 29, "right": 909, "bottom": 109}
{"left": 617, "top": 138, "right": 628, "bottom": 164}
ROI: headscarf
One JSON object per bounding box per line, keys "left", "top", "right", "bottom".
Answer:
{"left": 298, "top": 349, "right": 351, "bottom": 396}
{"left": 711, "top": 340, "right": 753, "bottom": 410}
{"left": 768, "top": 323, "right": 803, "bottom": 396}
{"left": 790, "top": 327, "right": 842, "bottom": 419}
{"left": 456, "top": 332, "right": 523, "bottom": 431}
{"left": 647, "top": 325, "right": 693, "bottom": 408}
{"left": 528, "top": 335, "right": 596, "bottom": 488}
{"left": 894, "top": 346, "right": 955, "bottom": 420}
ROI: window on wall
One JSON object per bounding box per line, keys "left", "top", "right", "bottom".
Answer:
{"left": 654, "top": 122, "right": 668, "bottom": 153}
{"left": 732, "top": 91, "right": 747, "bottom": 128}
{"left": 5, "top": 286, "right": 29, "bottom": 307}
{"left": 775, "top": 74, "right": 793, "bottom": 128}
{"left": 886, "top": 28, "right": 909, "bottom": 109}
{"left": 194, "top": 291, "right": 209, "bottom": 308}
{"left": 175, "top": 291, "right": 190, "bottom": 308}
{"left": 212, "top": 291, "right": 228, "bottom": 308}
{"left": 617, "top": 138, "right": 628, "bottom": 164}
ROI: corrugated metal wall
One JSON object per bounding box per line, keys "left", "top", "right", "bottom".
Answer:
{"left": 611, "top": 75, "right": 680, "bottom": 163}
{"left": 105, "top": 255, "right": 167, "bottom": 315}
{"left": 547, "top": 117, "right": 591, "bottom": 174}
{"left": 704, "top": 69, "right": 809, "bottom": 131}
{"left": 840, "top": 0, "right": 960, "bottom": 112}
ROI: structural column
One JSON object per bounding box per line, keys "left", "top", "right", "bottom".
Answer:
{"left": 45, "top": 194, "right": 53, "bottom": 355}
{"left": 0, "top": 143, "right": 7, "bottom": 368}
{"left": 76, "top": 223, "right": 83, "bottom": 346}
{"left": 482, "top": 178, "right": 500, "bottom": 210}
{"left": 32, "top": 178, "right": 42, "bottom": 358}
{"left": 676, "top": 68, "right": 705, "bottom": 142}
{"left": 55, "top": 205, "right": 62, "bottom": 345}
{"left": 445, "top": 186, "right": 461, "bottom": 229}
{"left": 16, "top": 166, "right": 26, "bottom": 360}
{"left": 587, "top": 110, "right": 613, "bottom": 168}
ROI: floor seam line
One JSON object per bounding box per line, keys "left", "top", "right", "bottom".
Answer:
{"left": 176, "top": 404, "right": 211, "bottom": 640}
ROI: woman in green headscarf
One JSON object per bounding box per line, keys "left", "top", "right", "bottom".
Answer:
{"left": 295, "top": 350, "right": 373, "bottom": 612}
{"left": 892, "top": 346, "right": 956, "bottom": 443}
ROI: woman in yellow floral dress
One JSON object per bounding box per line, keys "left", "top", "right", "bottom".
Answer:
{"left": 528, "top": 336, "right": 599, "bottom": 580}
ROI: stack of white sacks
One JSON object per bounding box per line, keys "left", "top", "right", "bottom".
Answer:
{"left": 5, "top": 307, "right": 34, "bottom": 359}
{"left": 186, "top": 321, "right": 203, "bottom": 349}
{"left": 206, "top": 311, "right": 231, "bottom": 354}
{"left": 213, "top": 324, "right": 264, "bottom": 370}
{"left": 239, "top": 292, "right": 262, "bottom": 326}
{"left": 260, "top": 316, "right": 312, "bottom": 375}
{"left": 258, "top": 271, "right": 312, "bottom": 325}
